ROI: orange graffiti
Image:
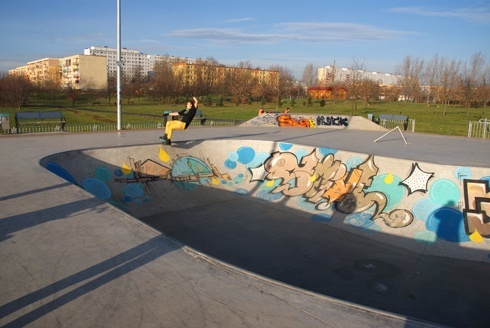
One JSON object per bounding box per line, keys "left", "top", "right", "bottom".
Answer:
{"left": 322, "top": 169, "right": 362, "bottom": 203}
{"left": 277, "top": 114, "right": 312, "bottom": 128}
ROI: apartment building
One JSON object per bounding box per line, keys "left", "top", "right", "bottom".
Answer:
{"left": 10, "top": 45, "right": 278, "bottom": 90}
{"left": 16, "top": 58, "right": 60, "bottom": 85}
{"left": 59, "top": 54, "right": 107, "bottom": 90}
{"left": 171, "top": 62, "right": 280, "bottom": 87}
{"left": 8, "top": 65, "right": 29, "bottom": 78}
{"left": 83, "top": 46, "right": 193, "bottom": 79}
{"left": 318, "top": 66, "right": 401, "bottom": 86}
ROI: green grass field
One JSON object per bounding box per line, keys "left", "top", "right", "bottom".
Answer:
{"left": 1, "top": 98, "right": 487, "bottom": 137}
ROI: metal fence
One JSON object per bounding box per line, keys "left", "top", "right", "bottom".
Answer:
{"left": 468, "top": 118, "right": 490, "bottom": 139}
{"left": 7, "top": 118, "right": 246, "bottom": 134}
{"left": 378, "top": 118, "right": 416, "bottom": 132}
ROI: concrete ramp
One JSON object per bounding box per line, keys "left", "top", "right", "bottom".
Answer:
{"left": 41, "top": 139, "right": 490, "bottom": 327}
{"left": 242, "top": 113, "right": 387, "bottom": 131}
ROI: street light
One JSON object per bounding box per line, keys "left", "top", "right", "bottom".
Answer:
{"left": 116, "top": 0, "right": 122, "bottom": 130}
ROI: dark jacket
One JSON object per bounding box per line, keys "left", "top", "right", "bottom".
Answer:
{"left": 179, "top": 106, "right": 198, "bottom": 128}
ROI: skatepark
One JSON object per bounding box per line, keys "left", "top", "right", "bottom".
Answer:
{"left": 1, "top": 115, "right": 490, "bottom": 327}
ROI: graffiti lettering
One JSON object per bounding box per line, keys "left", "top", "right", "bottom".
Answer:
{"left": 264, "top": 151, "right": 317, "bottom": 196}
{"left": 316, "top": 116, "right": 349, "bottom": 127}
{"left": 463, "top": 179, "right": 490, "bottom": 238}
{"left": 260, "top": 150, "right": 387, "bottom": 220}
{"left": 277, "top": 114, "right": 316, "bottom": 128}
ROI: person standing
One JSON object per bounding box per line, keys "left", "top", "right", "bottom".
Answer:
{"left": 160, "top": 96, "right": 199, "bottom": 145}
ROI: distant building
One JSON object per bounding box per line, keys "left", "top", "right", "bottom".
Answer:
{"left": 171, "top": 62, "right": 280, "bottom": 87}
{"left": 59, "top": 54, "right": 107, "bottom": 90}
{"left": 318, "top": 66, "right": 401, "bottom": 86}
{"left": 83, "top": 46, "right": 194, "bottom": 79}
{"left": 9, "top": 55, "right": 107, "bottom": 90}
{"left": 9, "top": 45, "right": 278, "bottom": 90}
{"left": 14, "top": 58, "right": 60, "bottom": 85}
{"left": 8, "top": 65, "right": 29, "bottom": 78}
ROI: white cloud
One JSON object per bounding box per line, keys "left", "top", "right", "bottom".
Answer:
{"left": 279, "top": 22, "right": 407, "bottom": 41}
{"left": 167, "top": 22, "right": 408, "bottom": 44}
{"left": 388, "top": 6, "right": 490, "bottom": 25}
{"left": 220, "top": 17, "right": 256, "bottom": 24}
{"left": 167, "top": 28, "right": 280, "bottom": 43}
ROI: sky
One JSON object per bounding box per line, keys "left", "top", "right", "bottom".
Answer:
{"left": 1, "top": 0, "right": 489, "bottom": 79}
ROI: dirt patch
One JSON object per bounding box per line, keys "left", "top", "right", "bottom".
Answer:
{"left": 64, "top": 108, "right": 81, "bottom": 114}
{"left": 91, "top": 115, "right": 115, "bottom": 123}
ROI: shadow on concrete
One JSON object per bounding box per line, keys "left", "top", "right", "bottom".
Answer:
{"left": 38, "top": 143, "right": 490, "bottom": 328}
{"left": 0, "top": 235, "right": 177, "bottom": 327}
{"left": 139, "top": 190, "right": 490, "bottom": 328}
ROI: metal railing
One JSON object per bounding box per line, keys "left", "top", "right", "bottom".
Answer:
{"left": 9, "top": 118, "right": 246, "bottom": 134}
{"left": 378, "top": 118, "right": 416, "bottom": 132}
{"left": 468, "top": 118, "right": 490, "bottom": 139}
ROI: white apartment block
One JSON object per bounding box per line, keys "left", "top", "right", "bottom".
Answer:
{"left": 318, "top": 66, "right": 401, "bottom": 86}
{"left": 83, "top": 46, "right": 196, "bottom": 79}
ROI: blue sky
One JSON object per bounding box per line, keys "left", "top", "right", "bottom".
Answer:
{"left": 1, "top": 0, "right": 489, "bottom": 79}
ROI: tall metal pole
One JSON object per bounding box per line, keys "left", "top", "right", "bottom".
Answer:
{"left": 116, "top": 0, "right": 122, "bottom": 130}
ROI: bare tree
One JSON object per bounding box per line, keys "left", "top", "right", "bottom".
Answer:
{"left": 204, "top": 56, "right": 221, "bottom": 66}
{"left": 224, "top": 67, "right": 257, "bottom": 105}
{"left": 359, "top": 79, "right": 380, "bottom": 109}
{"left": 130, "top": 66, "right": 146, "bottom": 103}
{"left": 423, "top": 54, "right": 440, "bottom": 106}
{"left": 438, "top": 57, "right": 461, "bottom": 115}
{"left": 302, "top": 63, "right": 317, "bottom": 88}
{"left": 0, "top": 75, "right": 33, "bottom": 109}
{"left": 193, "top": 61, "right": 215, "bottom": 97}
{"left": 460, "top": 51, "right": 486, "bottom": 109}
{"left": 395, "top": 56, "right": 424, "bottom": 103}
{"left": 106, "top": 75, "right": 117, "bottom": 105}
{"left": 268, "top": 65, "right": 294, "bottom": 109}
{"left": 346, "top": 58, "right": 365, "bottom": 114}
{"left": 65, "top": 82, "right": 80, "bottom": 107}
{"left": 151, "top": 58, "right": 181, "bottom": 103}
{"left": 475, "top": 62, "right": 490, "bottom": 115}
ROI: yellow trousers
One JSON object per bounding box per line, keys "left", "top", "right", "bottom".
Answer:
{"left": 165, "top": 120, "right": 186, "bottom": 139}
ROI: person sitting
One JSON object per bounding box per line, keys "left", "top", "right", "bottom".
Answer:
{"left": 160, "top": 96, "right": 198, "bottom": 145}
{"left": 258, "top": 108, "right": 265, "bottom": 115}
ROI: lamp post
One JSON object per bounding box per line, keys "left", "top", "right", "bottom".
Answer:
{"left": 116, "top": 0, "right": 122, "bottom": 130}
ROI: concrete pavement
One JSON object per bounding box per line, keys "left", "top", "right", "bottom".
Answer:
{"left": 2, "top": 125, "right": 490, "bottom": 327}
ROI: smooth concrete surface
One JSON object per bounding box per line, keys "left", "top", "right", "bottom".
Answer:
{"left": 2, "top": 126, "right": 490, "bottom": 327}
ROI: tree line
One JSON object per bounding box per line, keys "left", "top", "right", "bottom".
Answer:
{"left": 0, "top": 52, "right": 488, "bottom": 114}
{"left": 303, "top": 51, "right": 489, "bottom": 115}
{"left": 0, "top": 57, "right": 304, "bottom": 110}
{"left": 395, "top": 52, "right": 489, "bottom": 114}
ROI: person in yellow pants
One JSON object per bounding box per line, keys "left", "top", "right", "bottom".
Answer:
{"left": 160, "top": 96, "right": 198, "bottom": 145}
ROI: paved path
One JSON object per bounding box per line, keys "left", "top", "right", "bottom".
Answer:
{"left": 2, "top": 126, "right": 489, "bottom": 327}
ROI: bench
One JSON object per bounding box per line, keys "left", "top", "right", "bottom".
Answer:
{"left": 162, "top": 109, "right": 207, "bottom": 126}
{"left": 15, "top": 111, "right": 66, "bottom": 132}
{"left": 376, "top": 114, "right": 409, "bottom": 131}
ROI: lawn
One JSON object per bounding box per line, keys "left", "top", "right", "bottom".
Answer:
{"left": 1, "top": 98, "right": 487, "bottom": 137}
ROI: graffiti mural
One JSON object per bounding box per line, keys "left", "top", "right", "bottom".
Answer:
{"left": 115, "top": 155, "right": 231, "bottom": 192}
{"left": 249, "top": 149, "right": 413, "bottom": 228}
{"left": 463, "top": 179, "right": 490, "bottom": 238}
{"left": 277, "top": 114, "right": 316, "bottom": 128}
{"left": 244, "top": 113, "right": 349, "bottom": 128}
{"left": 316, "top": 115, "right": 349, "bottom": 127}
{"left": 399, "top": 163, "right": 434, "bottom": 194}
{"left": 45, "top": 141, "right": 490, "bottom": 252}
